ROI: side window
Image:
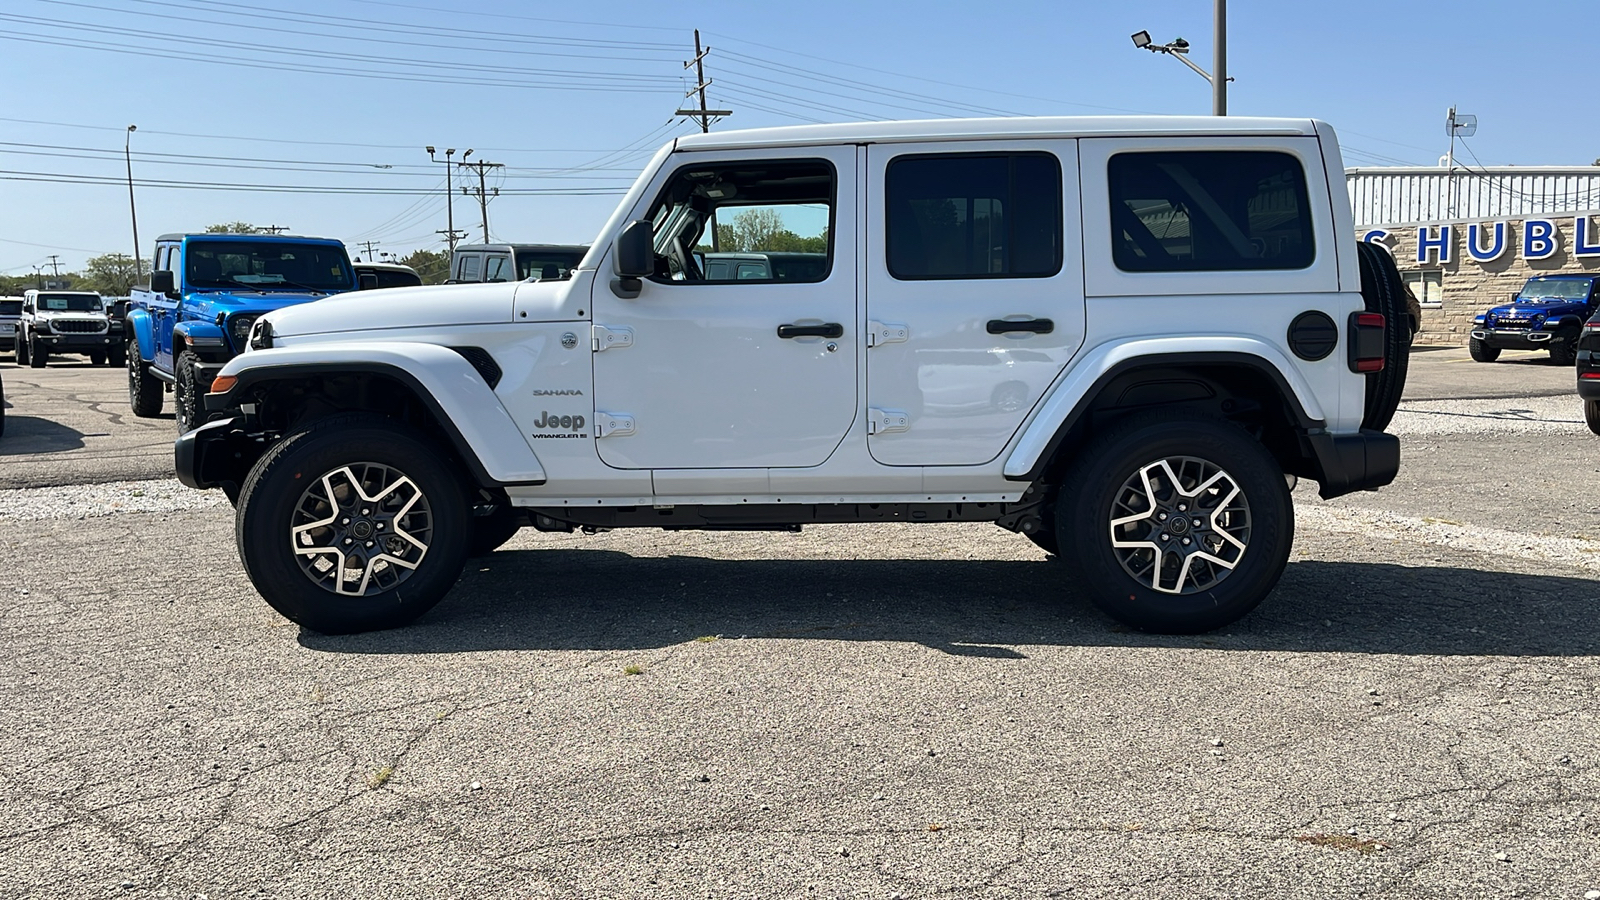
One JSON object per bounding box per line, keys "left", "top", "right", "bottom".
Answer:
{"left": 886, "top": 152, "right": 1062, "bottom": 280}
{"left": 1108, "top": 150, "right": 1314, "bottom": 272}
{"left": 484, "top": 255, "right": 510, "bottom": 282}
{"left": 647, "top": 158, "right": 834, "bottom": 284}
{"left": 457, "top": 254, "right": 481, "bottom": 282}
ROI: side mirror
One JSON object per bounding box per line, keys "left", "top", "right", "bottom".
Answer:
{"left": 358, "top": 272, "right": 378, "bottom": 290}
{"left": 610, "top": 219, "right": 653, "bottom": 299}
{"left": 149, "top": 269, "right": 175, "bottom": 294}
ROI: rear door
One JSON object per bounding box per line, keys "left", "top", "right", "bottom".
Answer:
{"left": 864, "top": 141, "right": 1085, "bottom": 466}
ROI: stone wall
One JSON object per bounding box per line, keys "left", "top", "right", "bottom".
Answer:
{"left": 1358, "top": 217, "right": 1600, "bottom": 346}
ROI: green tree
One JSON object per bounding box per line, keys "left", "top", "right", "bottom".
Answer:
{"left": 77, "top": 253, "right": 150, "bottom": 296}
{"left": 398, "top": 249, "right": 449, "bottom": 285}
{"left": 204, "top": 222, "right": 266, "bottom": 234}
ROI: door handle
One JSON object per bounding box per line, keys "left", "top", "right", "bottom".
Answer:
{"left": 986, "top": 317, "right": 1054, "bottom": 335}
{"left": 777, "top": 322, "right": 844, "bottom": 339}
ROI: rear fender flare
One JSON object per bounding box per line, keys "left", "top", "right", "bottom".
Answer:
{"left": 126, "top": 307, "right": 157, "bottom": 361}
{"left": 1003, "top": 337, "right": 1326, "bottom": 481}
{"left": 212, "top": 341, "right": 546, "bottom": 486}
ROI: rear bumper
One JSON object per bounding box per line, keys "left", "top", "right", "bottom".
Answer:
{"left": 1578, "top": 374, "right": 1600, "bottom": 401}
{"left": 1307, "top": 430, "right": 1400, "bottom": 499}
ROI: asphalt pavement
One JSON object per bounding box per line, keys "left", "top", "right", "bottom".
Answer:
{"left": 1, "top": 347, "right": 1598, "bottom": 898}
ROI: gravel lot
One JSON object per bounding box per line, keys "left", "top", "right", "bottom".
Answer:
{"left": 2, "top": 349, "right": 1598, "bottom": 899}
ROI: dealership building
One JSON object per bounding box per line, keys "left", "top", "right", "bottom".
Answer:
{"left": 1347, "top": 167, "right": 1600, "bottom": 345}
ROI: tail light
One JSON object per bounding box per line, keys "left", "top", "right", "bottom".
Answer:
{"left": 1348, "top": 312, "right": 1386, "bottom": 373}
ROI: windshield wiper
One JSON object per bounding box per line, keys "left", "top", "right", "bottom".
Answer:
{"left": 226, "top": 276, "right": 327, "bottom": 293}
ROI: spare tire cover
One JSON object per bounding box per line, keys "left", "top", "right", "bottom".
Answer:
{"left": 1353, "top": 241, "right": 1411, "bottom": 432}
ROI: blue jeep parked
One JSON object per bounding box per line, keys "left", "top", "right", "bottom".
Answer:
{"left": 1469, "top": 274, "right": 1600, "bottom": 366}
{"left": 127, "top": 233, "right": 358, "bottom": 432}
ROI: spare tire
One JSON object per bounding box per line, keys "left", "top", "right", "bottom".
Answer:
{"left": 1353, "top": 242, "right": 1411, "bottom": 432}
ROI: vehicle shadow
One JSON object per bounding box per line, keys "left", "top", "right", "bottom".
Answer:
{"left": 297, "top": 551, "right": 1600, "bottom": 659}
{"left": 0, "top": 415, "right": 85, "bottom": 454}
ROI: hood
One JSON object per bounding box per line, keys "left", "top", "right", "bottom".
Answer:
{"left": 35, "top": 310, "right": 107, "bottom": 320}
{"left": 260, "top": 282, "right": 520, "bottom": 338}
{"left": 184, "top": 288, "right": 344, "bottom": 322}
{"left": 1489, "top": 298, "right": 1585, "bottom": 316}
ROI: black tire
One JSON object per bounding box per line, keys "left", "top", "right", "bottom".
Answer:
{"left": 1056, "top": 411, "right": 1293, "bottom": 634}
{"left": 1468, "top": 337, "right": 1500, "bottom": 363}
{"left": 127, "top": 340, "right": 164, "bottom": 418}
{"left": 26, "top": 333, "right": 46, "bottom": 368}
{"left": 14, "top": 333, "right": 27, "bottom": 366}
{"left": 235, "top": 414, "right": 471, "bottom": 634}
{"left": 1550, "top": 335, "right": 1578, "bottom": 367}
{"left": 1585, "top": 399, "right": 1600, "bottom": 437}
{"left": 0, "top": 374, "right": 6, "bottom": 439}
{"left": 89, "top": 351, "right": 107, "bottom": 366}
{"left": 469, "top": 504, "right": 524, "bottom": 557}
{"left": 1026, "top": 529, "right": 1060, "bottom": 557}
{"left": 1353, "top": 242, "right": 1411, "bottom": 431}
{"left": 173, "top": 351, "right": 202, "bottom": 434}
{"left": 108, "top": 345, "right": 126, "bottom": 369}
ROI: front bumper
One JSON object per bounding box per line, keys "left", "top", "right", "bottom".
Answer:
{"left": 1307, "top": 430, "right": 1400, "bottom": 499}
{"left": 1471, "top": 327, "right": 1564, "bottom": 351}
{"left": 175, "top": 414, "right": 257, "bottom": 491}
{"left": 32, "top": 331, "right": 115, "bottom": 351}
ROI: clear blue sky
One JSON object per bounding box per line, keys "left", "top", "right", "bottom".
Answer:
{"left": 1, "top": 0, "right": 1594, "bottom": 275}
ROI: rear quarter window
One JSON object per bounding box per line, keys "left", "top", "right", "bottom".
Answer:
{"left": 1109, "top": 150, "right": 1314, "bottom": 272}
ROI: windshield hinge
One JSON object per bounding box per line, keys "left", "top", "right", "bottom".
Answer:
{"left": 592, "top": 324, "right": 635, "bottom": 353}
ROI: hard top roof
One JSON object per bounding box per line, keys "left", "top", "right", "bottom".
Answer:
{"left": 157, "top": 232, "right": 345, "bottom": 243}
{"left": 453, "top": 243, "right": 589, "bottom": 253}
{"left": 672, "top": 115, "right": 1322, "bottom": 151}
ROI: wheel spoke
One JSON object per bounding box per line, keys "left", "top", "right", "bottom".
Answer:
{"left": 1108, "top": 455, "right": 1252, "bottom": 595}
{"left": 289, "top": 462, "right": 433, "bottom": 598}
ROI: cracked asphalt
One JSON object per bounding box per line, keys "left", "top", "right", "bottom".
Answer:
{"left": 1, "top": 349, "right": 1598, "bottom": 899}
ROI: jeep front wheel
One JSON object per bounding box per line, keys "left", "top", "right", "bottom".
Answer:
{"left": 1056, "top": 412, "right": 1293, "bottom": 634}
{"left": 1550, "top": 335, "right": 1578, "bottom": 367}
{"left": 1468, "top": 337, "right": 1500, "bottom": 362}
{"left": 173, "top": 351, "right": 202, "bottom": 434}
{"left": 26, "top": 334, "right": 46, "bottom": 368}
{"left": 234, "top": 414, "right": 471, "bottom": 634}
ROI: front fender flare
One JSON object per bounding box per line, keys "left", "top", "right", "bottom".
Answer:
{"left": 171, "top": 319, "right": 230, "bottom": 358}
{"left": 210, "top": 341, "right": 546, "bottom": 486}
{"left": 1003, "top": 337, "right": 1327, "bottom": 481}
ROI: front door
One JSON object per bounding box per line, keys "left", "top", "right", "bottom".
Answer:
{"left": 151, "top": 242, "right": 181, "bottom": 371}
{"left": 590, "top": 147, "right": 858, "bottom": 470}
{"left": 864, "top": 141, "right": 1085, "bottom": 466}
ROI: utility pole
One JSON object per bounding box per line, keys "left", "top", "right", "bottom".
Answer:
{"left": 125, "top": 125, "right": 142, "bottom": 283}
{"left": 356, "top": 240, "right": 381, "bottom": 261}
{"left": 458, "top": 159, "right": 503, "bottom": 243}
{"left": 261, "top": 225, "right": 290, "bottom": 235}
{"left": 426, "top": 146, "right": 464, "bottom": 253}
{"left": 1213, "top": 0, "right": 1227, "bottom": 116}
{"left": 674, "top": 30, "right": 732, "bottom": 132}
{"left": 32, "top": 265, "right": 44, "bottom": 290}
{"left": 47, "top": 255, "right": 61, "bottom": 278}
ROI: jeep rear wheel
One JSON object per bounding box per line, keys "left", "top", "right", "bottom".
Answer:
{"left": 127, "top": 341, "right": 163, "bottom": 417}
{"left": 1586, "top": 399, "right": 1600, "bottom": 436}
{"left": 235, "top": 414, "right": 471, "bottom": 634}
{"left": 1057, "top": 411, "right": 1292, "bottom": 634}
{"left": 1468, "top": 337, "right": 1500, "bottom": 363}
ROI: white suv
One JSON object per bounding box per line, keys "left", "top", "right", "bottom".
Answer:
{"left": 16, "top": 290, "right": 116, "bottom": 368}
{"left": 178, "top": 116, "right": 1410, "bottom": 635}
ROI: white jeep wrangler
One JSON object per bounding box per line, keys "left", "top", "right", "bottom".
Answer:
{"left": 177, "top": 116, "right": 1409, "bottom": 635}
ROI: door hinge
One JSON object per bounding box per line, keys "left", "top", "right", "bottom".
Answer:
{"left": 865, "top": 320, "right": 909, "bottom": 348}
{"left": 595, "top": 412, "right": 635, "bottom": 438}
{"left": 592, "top": 324, "right": 634, "bottom": 352}
{"left": 867, "top": 408, "right": 910, "bottom": 435}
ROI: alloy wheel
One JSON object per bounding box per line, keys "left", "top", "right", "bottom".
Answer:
{"left": 1107, "top": 455, "right": 1251, "bottom": 594}
{"left": 289, "top": 462, "right": 433, "bottom": 596}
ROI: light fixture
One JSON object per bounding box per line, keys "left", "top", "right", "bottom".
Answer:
{"left": 1131, "top": 30, "right": 1152, "bottom": 49}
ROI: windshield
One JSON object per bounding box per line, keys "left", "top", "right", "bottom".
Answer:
{"left": 0, "top": 300, "right": 21, "bottom": 316}
{"left": 515, "top": 251, "right": 585, "bottom": 281}
{"left": 1520, "top": 279, "right": 1592, "bottom": 301}
{"left": 38, "top": 294, "right": 102, "bottom": 312}
{"left": 187, "top": 241, "right": 353, "bottom": 291}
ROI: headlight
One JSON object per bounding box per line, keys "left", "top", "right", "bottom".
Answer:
{"left": 229, "top": 315, "right": 255, "bottom": 344}
{"left": 1532, "top": 314, "right": 1546, "bottom": 328}
{"left": 248, "top": 318, "right": 273, "bottom": 350}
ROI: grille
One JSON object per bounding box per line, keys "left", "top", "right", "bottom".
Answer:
{"left": 50, "top": 319, "right": 105, "bottom": 334}
{"left": 450, "top": 346, "right": 502, "bottom": 389}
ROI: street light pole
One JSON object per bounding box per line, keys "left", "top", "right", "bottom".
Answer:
{"left": 125, "top": 125, "right": 142, "bottom": 283}
{"left": 426, "top": 146, "right": 463, "bottom": 253}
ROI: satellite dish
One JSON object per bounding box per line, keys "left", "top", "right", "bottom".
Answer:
{"left": 1448, "top": 113, "right": 1478, "bottom": 137}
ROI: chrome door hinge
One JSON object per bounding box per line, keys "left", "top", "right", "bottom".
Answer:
{"left": 867, "top": 408, "right": 910, "bottom": 435}
{"left": 595, "top": 412, "right": 635, "bottom": 438}
{"left": 865, "top": 320, "right": 908, "bottom": 348}
{"left": 592, "top": 324, "right": 634, "bottom": 352}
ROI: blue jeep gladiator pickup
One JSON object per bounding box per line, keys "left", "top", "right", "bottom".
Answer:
{"left": 127, "top": 233, "right": 358, "bottom": 432}
{"left": 1469, "top": 274, "right": 1600, "bottom": 366}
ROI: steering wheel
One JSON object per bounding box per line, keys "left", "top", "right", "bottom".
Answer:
{"left": 666, "top": 236, "right": 703, "bottom": 282}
